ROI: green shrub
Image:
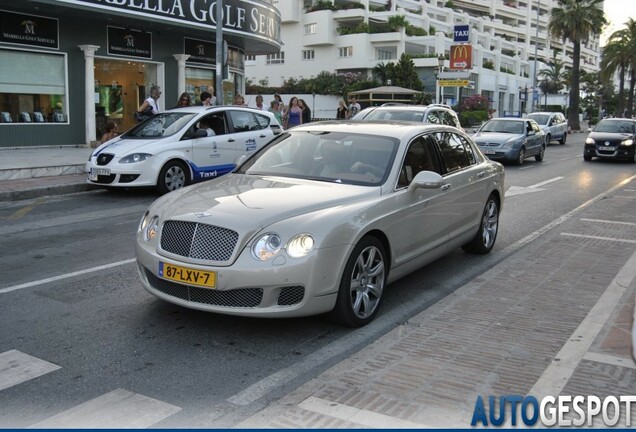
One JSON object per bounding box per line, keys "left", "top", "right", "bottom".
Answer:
{"left": 458, "top": 110, "right": 488, "bottom": 127}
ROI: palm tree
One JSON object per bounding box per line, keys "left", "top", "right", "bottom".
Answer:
{"left": 548, "top": 0, "right": 606, "bottom": 130}
{"left": 601, "top": 33, "right": 630, "bottom": 116}
{"left": 537, "top": 58, "right": 569, "bottom": 108}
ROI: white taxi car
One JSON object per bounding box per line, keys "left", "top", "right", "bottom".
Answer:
{"left": 87, "top": 106, "right": 282, "bottom": 194}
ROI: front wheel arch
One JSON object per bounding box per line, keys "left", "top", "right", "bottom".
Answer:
{"left": 156, "top": 159, "right": 191, "bottom": 194}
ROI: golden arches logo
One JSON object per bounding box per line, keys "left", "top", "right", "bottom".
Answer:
{"left": 450, "top": 45, "right": 472, "bottom": 69}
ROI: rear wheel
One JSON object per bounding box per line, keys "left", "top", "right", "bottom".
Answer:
{"left": 157, "top": 160, "right": 189, "bottom": 194}
{"left": 535, "top": 146, "right": 545, "bottom": 162}
{"left": 559, "top": 133, "right": 567, "bottom": 145}
{"left": 545, "top": 134, "right": 551, "bottom": 146}
{"left": 330, "top": 236, "right": 387, "bottom": 327}
{"left": 462, "top": 195, "right": 499, "bottom": 254}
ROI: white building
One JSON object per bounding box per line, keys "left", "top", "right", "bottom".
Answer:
{"left": 246, "top": 0, "right": 602, "bottom": 117}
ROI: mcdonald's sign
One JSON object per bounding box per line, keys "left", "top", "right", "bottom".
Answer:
{"left": 450, "top": 44, "right": 472, "bottom": 70}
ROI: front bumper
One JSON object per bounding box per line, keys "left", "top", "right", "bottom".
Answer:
{"left": 86, "top": 160, "right": 157, "bottom": 187}
{"left": 584, "top": 144, "right": 635, "bottom": 160}
{"left": 477, "top": 146, "right": 517, "bottom": 161}
{"left": 135, "top": 237, "right": 352, "bottom": 318}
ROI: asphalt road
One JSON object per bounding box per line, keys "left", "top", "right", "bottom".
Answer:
{"left": 0, "top": 133, "right": 634, "bottom": 427}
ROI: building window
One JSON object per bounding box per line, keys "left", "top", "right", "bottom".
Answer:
{"left": 0, "top": 48, "right": 68, "bottom": 124}
{"left": 266, "top": 52, "right": 285, "bottom": 65}
{"left": 377, "top": 47, "right": 397, "bottom": 60}
{"left": 304, "top": 23, "right": 317, "bottom": 35}
{"left": 245, "top": 54, "right": 256, "bottom": 62}
{"left": 338, "top": 46, "right": 353, "bottom": 58}
{"left": 302, "top": 50, "right": 315, "bottom": 61}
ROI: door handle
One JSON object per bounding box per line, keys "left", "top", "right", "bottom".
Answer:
{"left": 441, "top": 183, "right": 451, "bottom": 191}
{"left": 477, "top": 171, "right": 485, "bottom": 178}
{"left": 259, "top": 134, "right": 267, "bottom": 138}
{"left": 228, "top": 138, "right": 235, "bottom": 142}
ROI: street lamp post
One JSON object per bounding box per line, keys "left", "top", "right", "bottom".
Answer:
{"left": 436, "top": 54, "right": 445, "bottom": 104}
{"left": 531, "top": 0, "right": 540, "bottom": 112}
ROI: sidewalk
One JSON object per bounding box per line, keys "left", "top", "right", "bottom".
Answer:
{"left": 236, "top": 178, "right": 636, "bottom": 428}
{"left": 0, "top": 146, "right": 97, "bottom": 201}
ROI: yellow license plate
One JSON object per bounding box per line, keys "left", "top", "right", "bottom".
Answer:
{"left": 159, "top": 262, "right": 216, "bottom": 289}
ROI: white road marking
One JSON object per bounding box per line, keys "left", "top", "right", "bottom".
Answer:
{"left": 581, "top": 218, "right": 636, "bottom": 226}
{"left": 298, "top": 396, "right": 427, "bottom": 429}
{"left": 615, "top": 195, "right": 636, "bottom": 199}
{"left": 529, "top": 249, "right": 636, "bottom": 399}
{"left": 29, "top": 388, "right": 181, "bottom": 428}
{"left": 228, "top": 369, "right": 299, "bottom": 406}
{"left": 529, "top": 176, "right": 564, "bottom": 188}
{"left": 560, "top": 233, "right": 636, "bottom": 244}
{"left": 0, "top": 350, "right": 61, "bottom": 391}
{"left": 0, "top": 259, "right": 135, "bottom": 294}
{"left": 583, "top": 352, "right": 636, "bottom": 370}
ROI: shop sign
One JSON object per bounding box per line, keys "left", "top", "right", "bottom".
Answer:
{"left": 107, "top": 26, "right": 151, "bottom": 59}
{"left": 450, "top": 44, "right": 472, "bottom": 70}
{"left": 54, "top": 0, "right": 280, "bottom": 45}
{"left": 184, "top": 37, "right": 215, "bottom": 65}
{"left": 0, "top": 10, "right": 59, "bottom": 49}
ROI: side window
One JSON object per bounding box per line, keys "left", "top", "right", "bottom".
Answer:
{"left": 254, "top": 113, "right": 270, "bottom": 129}
{"left": 229, "top": 111, "right": 258, "bottom": 132}
{"left": 531, "top": 121, "right": 541, "bottom": 133}
{"left": 397, "top": 135, "right": 441, "bottom": 188}
{"left": 425, "top": 111, "right": 441, "bottom": 124}
{"left": 435, "top": 132, "right": 471, "bottom": 174}
{"left": 441, "top": 110, "right": 460, "bottom": 128}
{"left": 207, "top": 114, "right": 227, "bottom": 135}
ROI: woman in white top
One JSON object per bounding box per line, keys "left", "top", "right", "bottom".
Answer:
{"left": 137, "top": 85, "right": 161, "bottom": 116}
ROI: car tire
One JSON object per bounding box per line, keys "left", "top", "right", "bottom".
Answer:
{"left": 157, "top": 160, "right": 189, "bottom": 194}
{"left": 584, "top": 153, "right": 593, "bottom": 162}
{"left": 330, "top": 236, "right": 387, "bottom": 327}
{"left": 515, "top": 146, "right": 526, "bottom": 166}
{"left": 545, "top": 134, "right": 551, "bottom": 146}
{"left": 559, "top": 133, "right": 567, "bottom": 145}
{"left": 535, "top": 146, "right": 545, "bottom": 162}
{"left": 462, "top": 194, "right": 499, "bottom": 255}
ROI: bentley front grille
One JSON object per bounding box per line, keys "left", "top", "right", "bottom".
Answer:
{"left": 160, "top": 220, "right": 239, "bottom": 262}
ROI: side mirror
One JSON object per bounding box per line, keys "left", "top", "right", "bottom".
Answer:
{"left": 235, "top": 154, "right": 248, "bottom": 167}
{"left": 408, "top": 170, "right": 443, "bottom": 192}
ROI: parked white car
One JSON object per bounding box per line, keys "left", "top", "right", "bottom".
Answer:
{"left": 135, "top": 121, "right": 505, "bottom": 326}
{"left": 87, "top": 106, "right": 282, "bottom": 194}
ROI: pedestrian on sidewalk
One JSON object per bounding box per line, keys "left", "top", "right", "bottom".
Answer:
{"left": 136, "top": 85, "right": 161, "bottom": 121}
{"left": 100, "top": 121, "right": 118, "bottom": 144}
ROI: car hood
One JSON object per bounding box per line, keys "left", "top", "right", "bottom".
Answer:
{"left": 587, "top": 131, "right": 633, "bottom": 141}
{"left": 473, "top": 132, "right": 521, "bottom": 143}
{"left": 154, "top": 174, "right": 380, "bottom": 232}
{"left": 91, "top": 136, "right": 165, "bottom": 157}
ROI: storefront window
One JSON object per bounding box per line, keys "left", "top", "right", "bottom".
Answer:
{"left": 94, "top": 58, "right": 158, "bottom": 134}
{"left": 185, "top": 67, "right": 215, "bottom": 105}
{"left": 0, "top": 48, "right": 67, "bottom": 124}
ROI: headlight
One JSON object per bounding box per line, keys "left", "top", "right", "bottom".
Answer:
{"left": 120, "top": 153, "right": 153, "bottom": 163}
{"left": 622, "top": 139, "right": 634, "bottom": 146}
{"left": 585, "top": 137, "right": 596, "bottom": 145}
{"left": 251, "top": 233, "right": 282, "bottom": 261}
{"left": 144, "top": 216, "right": 160, "bottom": 241}
{"left": 138, "top": 211, "right": 150, "bottom": 233}
{"left": 286, "top": 234, "right": 315, "bottom": 258}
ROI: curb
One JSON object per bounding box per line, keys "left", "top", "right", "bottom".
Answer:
{"left": 0, "top": 182, "right": 100, "bottom": 202}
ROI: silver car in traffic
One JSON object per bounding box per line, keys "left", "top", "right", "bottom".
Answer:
{"left": 473, "top": 117, "right": 546, "bottom": 165}
{"left": 136, "top": 121, "right": 505, "bottom": 326}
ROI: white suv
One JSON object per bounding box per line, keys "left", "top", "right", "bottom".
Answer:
{"left": 352, "top": 104, "right": 463, "bottom": 130}
{"left": 87, "top": 106, "right": 282, "bottom": 194}
{"left": 526, "top": 112, "right": 568, "bottom": 145}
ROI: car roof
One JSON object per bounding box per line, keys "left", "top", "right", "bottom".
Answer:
{"left": 163, "top": 105, "right": 272, "bottom": 114}
{"left": 527, "top": 112, "right": 562, "bottom": 116}
{"left": 599, "top": 117, "right": 635, "bottom": 122}
{"left": 366, "top": 105, "right": 454, "bottom": 112}
{"left": 291, "top": 120, "right": 462, "bottom": 138}
{"left": 489, "top": 117, "right": 526, "bottom": 122}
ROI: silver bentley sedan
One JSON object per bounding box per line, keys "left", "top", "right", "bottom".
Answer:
{"left": 136, "top": 121, "right": 505, "bottom": 326}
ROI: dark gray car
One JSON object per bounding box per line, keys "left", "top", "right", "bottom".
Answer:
{"left": 584, "top": 118, "right": 636, "bottom": 162}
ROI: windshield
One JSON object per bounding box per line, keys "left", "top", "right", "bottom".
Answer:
{"left": 363, "top": 110, "right": 425, "bottom": 122}
{"left": 125, "top": 112, "right": 197, "bottom": 138}
{"left": 236, "top": 130, "right": 400, "bottom": 186}
{"left": 594, "top": 120, "right": 635, "bottom": 134}
{"left": 480, "top": 120, "right": 524, "bottom": 134}
{"left": 526, "top": 114, "right": 549, "bottom": 125}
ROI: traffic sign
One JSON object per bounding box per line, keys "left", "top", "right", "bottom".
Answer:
{"left": 439, "top": 79, "right": 470, "bottom": 87}
{"left": 450, "top": 44, "right": 472, "bottom": 70}
{"left": 439, "top": 71, "right": 470, "bottom": 79}
{"left": 453, "top": 25, "right": 469, "bottom": 42}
